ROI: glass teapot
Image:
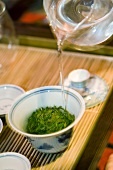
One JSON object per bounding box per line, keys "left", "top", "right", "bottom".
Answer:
{"left": 43, "top": 0, "right": 113, "bottom": 51}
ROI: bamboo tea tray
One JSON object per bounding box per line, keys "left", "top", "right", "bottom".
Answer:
{"left": 0, "top": 45, "right": 113, "bottom": 170}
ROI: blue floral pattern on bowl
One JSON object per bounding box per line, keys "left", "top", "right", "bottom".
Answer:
{"left": 27, "top": 129, "right": 73, "bottom": 153}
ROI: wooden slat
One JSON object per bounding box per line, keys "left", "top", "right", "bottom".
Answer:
{"left": 0, "top": 45, "right": 113, "bottom": 170}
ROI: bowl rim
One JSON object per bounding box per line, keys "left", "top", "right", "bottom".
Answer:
{"left": 7, "top": 86, "right": 85, "bottom": 138}
{"left": 0, "top": 84, "right": 25, "bottom": 116}
{"left": 0, "top": 84, "right": 25, "bottom": 93}
{"left": 0, "top": 152, "right": 31, "bottom": 169}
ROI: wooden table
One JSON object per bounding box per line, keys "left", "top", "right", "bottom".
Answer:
{"left": 0, "top": 45, "right": 113, "bottom": 170}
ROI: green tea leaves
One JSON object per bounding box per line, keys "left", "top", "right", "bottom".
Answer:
{"left": 26, "top": 106, "right": 75, "bottom": 134}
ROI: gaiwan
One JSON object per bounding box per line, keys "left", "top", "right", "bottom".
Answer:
{"left": 7, "top": 86, "right": 85, "bottom": 153}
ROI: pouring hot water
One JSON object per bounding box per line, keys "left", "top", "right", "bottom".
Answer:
{"left": 43, "top": 0, "right": 113, "bottom": 108}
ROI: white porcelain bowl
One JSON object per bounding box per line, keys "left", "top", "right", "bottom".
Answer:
{"left": 0, "top": 152, "right": 31, "bottom": 170}
{"left": 7, "top": 86, "right": 85, "bottom": 153}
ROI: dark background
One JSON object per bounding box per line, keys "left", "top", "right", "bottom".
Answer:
{"left": 2, "top": 0, "right": 113, "bottom": 52}
{"left": 2, "top": 0, "right": 54, "bottom": 39}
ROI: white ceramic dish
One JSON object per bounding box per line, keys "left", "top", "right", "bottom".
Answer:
{"left": 64, "top": 75, "right": 109, "bottom": 108}
{"left": 0, "top": 152, "right": 31, "bottom": 170}
{"left": 0, "top": 118, "right": 3, "bottom": 133}
{"left": 7, "top": 86, "right": 85, "bottom": 153}
{"left": 0, "top": 84, "right": 25, "bottom": 116}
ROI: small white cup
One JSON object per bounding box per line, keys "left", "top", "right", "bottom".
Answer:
{"left": 68, "top": 69, "right": 90, "bottom": 88}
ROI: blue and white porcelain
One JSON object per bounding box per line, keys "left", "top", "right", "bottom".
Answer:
{"left": 7, "top": 86, "right": 85, "bottom": 153}
{"left": 68, "top": 69, "right": 90, "bottom": 88}
{"left": 64, "top": 73, "right": 109, "bottom": 108}
{"left": 0, "top": 84, "right": 25, "bottom": 116}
